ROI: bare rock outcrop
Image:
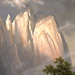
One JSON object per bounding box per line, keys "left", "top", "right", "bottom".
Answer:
{"left": 0, "top": 17, "right": 5, "bottom": 46}
{"left": 33, "top": 16, "right": 63, "bottom": 64}
{"left": 0, "top": 7, "right": 64, "bottom": 75}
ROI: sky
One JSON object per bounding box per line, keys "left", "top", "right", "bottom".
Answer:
{"left": 0, "top": 0, "right": 75, "bottom": 27}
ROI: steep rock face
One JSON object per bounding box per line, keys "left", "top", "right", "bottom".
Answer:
{"left": 6, "top": 14, "right": 12, "bottom": 31}
{"left": 33, "top": 16, "right": 63, "bottom": 61}
{"left": 6, "top": 14, "right": 13, "bottom": 43}
{"left": 12, "top": 8, "right": 34, "bottom": 47}
{"left": 11, "top": 9, "right": 35, "bottom": 67}
{"left": 0, "top": 16, "right": 23, "bottom": 75}
{"left": 0, "top": 8, "right": 64, "bottom": 75}
{"left": 0, "top": 17, "right": 4, "bottom": 46}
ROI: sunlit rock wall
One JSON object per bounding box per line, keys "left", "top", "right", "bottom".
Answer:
{"left": 0, "top": 8, "right": 64, "bottom": 75}
{"left": 33, "top": 16, "right": 63, "bottom": 61}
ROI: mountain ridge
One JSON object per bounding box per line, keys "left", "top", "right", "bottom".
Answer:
{"left": 0, "top": 8, "right": 64, "bottom": 75}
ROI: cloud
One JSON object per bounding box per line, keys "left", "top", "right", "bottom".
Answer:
{"left": 1, "top": 0, "right": 44, "bottom": 8}
{"left": 2, "top": 0, "right": 27, "bottom": 8}
{"left": 59, "top": 21, "right": 75, "bottom": 30}
{"left": 29, "top": 0, "right": 44, "bottom": 5}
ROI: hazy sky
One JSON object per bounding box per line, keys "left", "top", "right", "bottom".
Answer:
{"left": 0, "top": 0, "right": 75, "bottom": 27}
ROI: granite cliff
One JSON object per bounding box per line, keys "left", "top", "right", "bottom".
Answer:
{"left": 0, "top": 8, "right": 63, "bottom": 75}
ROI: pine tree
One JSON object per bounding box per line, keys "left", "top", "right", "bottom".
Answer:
{"left": 43, "top": 57, "right": 75, "bottom": 75}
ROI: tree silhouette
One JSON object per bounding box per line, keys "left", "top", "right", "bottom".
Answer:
{"left": 43, "top": 57, "right": 75, "bottom": 75}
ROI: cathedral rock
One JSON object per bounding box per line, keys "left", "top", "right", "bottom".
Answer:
{"left": 0, "top": 7, "right": 64, "bottom": 75}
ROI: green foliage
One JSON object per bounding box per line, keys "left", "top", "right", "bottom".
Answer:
{"left": 43, "top": 57, "right": 75, "bottom": 75}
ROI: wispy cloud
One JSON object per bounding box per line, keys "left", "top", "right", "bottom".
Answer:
{"left": 2, "top": 0, "right": 27, "bottom": 8}
{"left": 1, "top": 0, "right": 44, "bottom": 8}
{"left": 29, "top": 0, "right": 44, "bottom": 5}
